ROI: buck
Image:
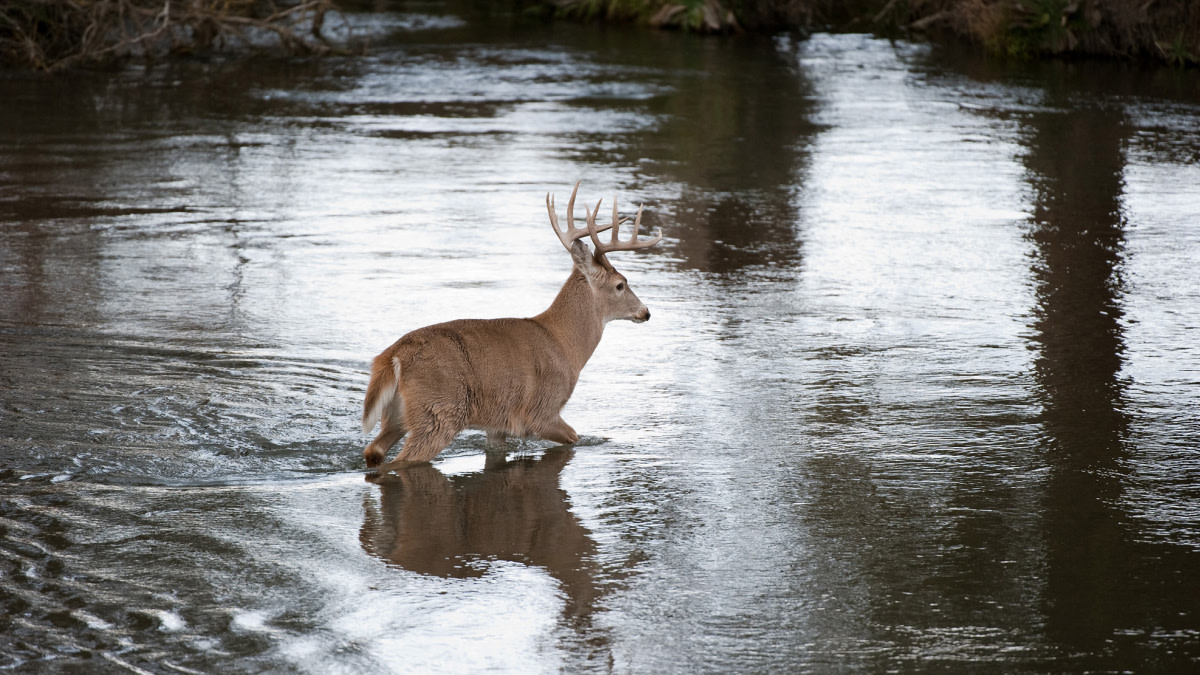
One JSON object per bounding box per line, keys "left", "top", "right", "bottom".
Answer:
{"left": 361, "top": 182, "right": 662, "bottom": 467}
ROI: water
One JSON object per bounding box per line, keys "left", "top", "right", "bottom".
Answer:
{"left": 3, "top": 6, "right": 1200, "bottom": 672}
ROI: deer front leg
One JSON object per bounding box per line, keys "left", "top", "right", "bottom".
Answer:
{"left": 536, "top": 416, "right": 579, "bottom": 446}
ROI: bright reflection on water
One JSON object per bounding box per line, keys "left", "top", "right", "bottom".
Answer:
{"left": 3, "top": 5, "right": 1200, "bottom": 672}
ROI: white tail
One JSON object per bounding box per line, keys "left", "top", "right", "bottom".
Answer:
{"left": 361, "top": 181, "right": 662, "bottom": 467}
{"left": 361, "top": 356, "right": 400, "bottom": 434}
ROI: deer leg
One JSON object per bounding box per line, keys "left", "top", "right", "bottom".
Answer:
{"left": 364, "top": 399, "right": 407, "bottom": 467}
{"left": 394, "top": 428, "right": 459, "bottom": 464}
{"left": 486, "top": 430, "right": 509, "bottom": 447}
{"left": 393, "top": 403, "right": 463, "bottom": 464}
{"left": 536, "top": 417, "right": 579, "bottom": 446}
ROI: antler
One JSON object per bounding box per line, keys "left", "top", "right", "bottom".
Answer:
{"left": 548, "top": 181, "right": 662, "bottom": 264}
{"left": 547, "top": 180, "right": 615, "bottom": 253}
{"left": 584, "top": 195, "right": 662, "bottom": 267}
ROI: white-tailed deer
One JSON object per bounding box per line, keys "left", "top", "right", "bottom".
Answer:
{"left": 361, "top": 181, "right": 662, "bottom": 467}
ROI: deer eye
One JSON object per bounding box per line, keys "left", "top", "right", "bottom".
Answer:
{"left": 616, "top": 282, "right": 625, "bottom": 291}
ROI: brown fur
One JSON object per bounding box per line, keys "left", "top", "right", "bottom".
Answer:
{"left": 362, "top": 237, "right": 653, "bottom": 467}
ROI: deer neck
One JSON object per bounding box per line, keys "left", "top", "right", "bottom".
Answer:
{"left": 532, "top": 270, "right": 606, "bottom": 375}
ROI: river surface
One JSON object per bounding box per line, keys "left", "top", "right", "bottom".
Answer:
{"left": 3, "top": 5, "right": 1200, "bottom": 673}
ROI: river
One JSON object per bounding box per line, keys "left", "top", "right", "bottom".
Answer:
{"left": 2, "top": 5, "right": 1200, "bottom": 673}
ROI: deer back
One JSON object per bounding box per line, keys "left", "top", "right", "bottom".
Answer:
{"left": 385, "top": 315, "right": 581, "bottom": 438}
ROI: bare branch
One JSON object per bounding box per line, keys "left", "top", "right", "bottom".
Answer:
{"left": 1, "top": 0, "right": 346, "bottom": 71}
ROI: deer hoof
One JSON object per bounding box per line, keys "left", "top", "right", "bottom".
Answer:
{"left": 364, "top": 445, "right": 386, "bottom": 467}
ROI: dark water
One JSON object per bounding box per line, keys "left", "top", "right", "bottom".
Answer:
{"left": 3, "top": 5, "right": 1200, "bottom": 672}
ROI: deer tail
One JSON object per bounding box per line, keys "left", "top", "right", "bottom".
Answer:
{"left": 362, "top": 353, "right": 401, "bottom": 433}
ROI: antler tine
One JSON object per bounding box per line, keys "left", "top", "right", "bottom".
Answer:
{"left": 586, "top": 195, "right": 662, "bottom": 264}
{"left": 584, "top": 197, "right": 605, "bottom": 252}
{"left": 548, "top": 180, "right": 617, "bottom": 253}
{"left": 547, "top": 180, "right": 583, "bottom": 252}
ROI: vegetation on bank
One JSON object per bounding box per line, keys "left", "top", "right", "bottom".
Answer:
{"left": 0, "top": 0, "right": 340, "bottom": 71}
{"left": 549, "top": 0, "right": 1199, "bottom": 65}
{"left": 2, "top": 0, "right": 1196, "bottom": 70}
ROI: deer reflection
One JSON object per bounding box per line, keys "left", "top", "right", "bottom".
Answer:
{"left": 360, "top": 448, "right": 600, "bottom": 623}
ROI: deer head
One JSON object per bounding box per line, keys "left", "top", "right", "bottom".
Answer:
{"left": 546, "top": 180, "right": 662, "bottom": 324}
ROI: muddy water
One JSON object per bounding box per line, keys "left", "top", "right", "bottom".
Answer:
{"left": 3, "top": 6, "right": 1200, "bottom": 672}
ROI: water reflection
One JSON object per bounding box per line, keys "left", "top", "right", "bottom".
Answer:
{"left": 630, "top": 35, "right": 816, "bottom": 275}
{"left": 1023, "top": 87, "right": 1200, "bottom": 667}
{"left": 1025, "top": 95, "right": 1134, "bottom": 656}
{"left": 360, "top": 449, "right": 601, "bottom": 624}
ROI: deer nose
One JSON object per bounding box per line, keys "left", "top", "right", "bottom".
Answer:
{"left": 641, "top": 309, "right": 651, "bottom": 322}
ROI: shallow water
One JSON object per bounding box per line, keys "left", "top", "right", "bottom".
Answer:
{"left": 3, "top": 6, "right": 1200, "bottom": 672}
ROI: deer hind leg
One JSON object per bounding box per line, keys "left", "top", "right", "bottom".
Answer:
{"left": 393, "top": 399, "right": 465, "bottom": 464}
{"left": 364, "top": 394, "right": 406, "bottom": 467}
{"left": 535, "top": 416, "right": 579, "bottom": 446}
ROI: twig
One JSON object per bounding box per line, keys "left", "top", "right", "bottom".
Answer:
{"left": 911, "top": 10, "right": 951, "bottom": 30}
{"left": 874, "top": 0, "right": 901, "bottom": 24}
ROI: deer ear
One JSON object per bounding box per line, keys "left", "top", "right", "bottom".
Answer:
{"left": 570, "top": 240, "right": 601, "bottom": 279}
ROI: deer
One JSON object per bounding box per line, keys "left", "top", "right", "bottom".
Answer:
{"left": 361, "top": 181, "right": 662, "bottom": 468}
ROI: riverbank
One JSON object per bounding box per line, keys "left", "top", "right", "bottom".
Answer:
{"left": 3, "top": 0, "right": 1196, "bottom": 70}
{"left": 552, "top": 0, "right": 1197, "bottom": 66}
{"left": 0, "top": 0, "right": 340, "bottom": 71}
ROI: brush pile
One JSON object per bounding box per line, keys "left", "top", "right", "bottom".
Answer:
{"left": 1, "top": 0, "right": 339, "bottom": 71}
